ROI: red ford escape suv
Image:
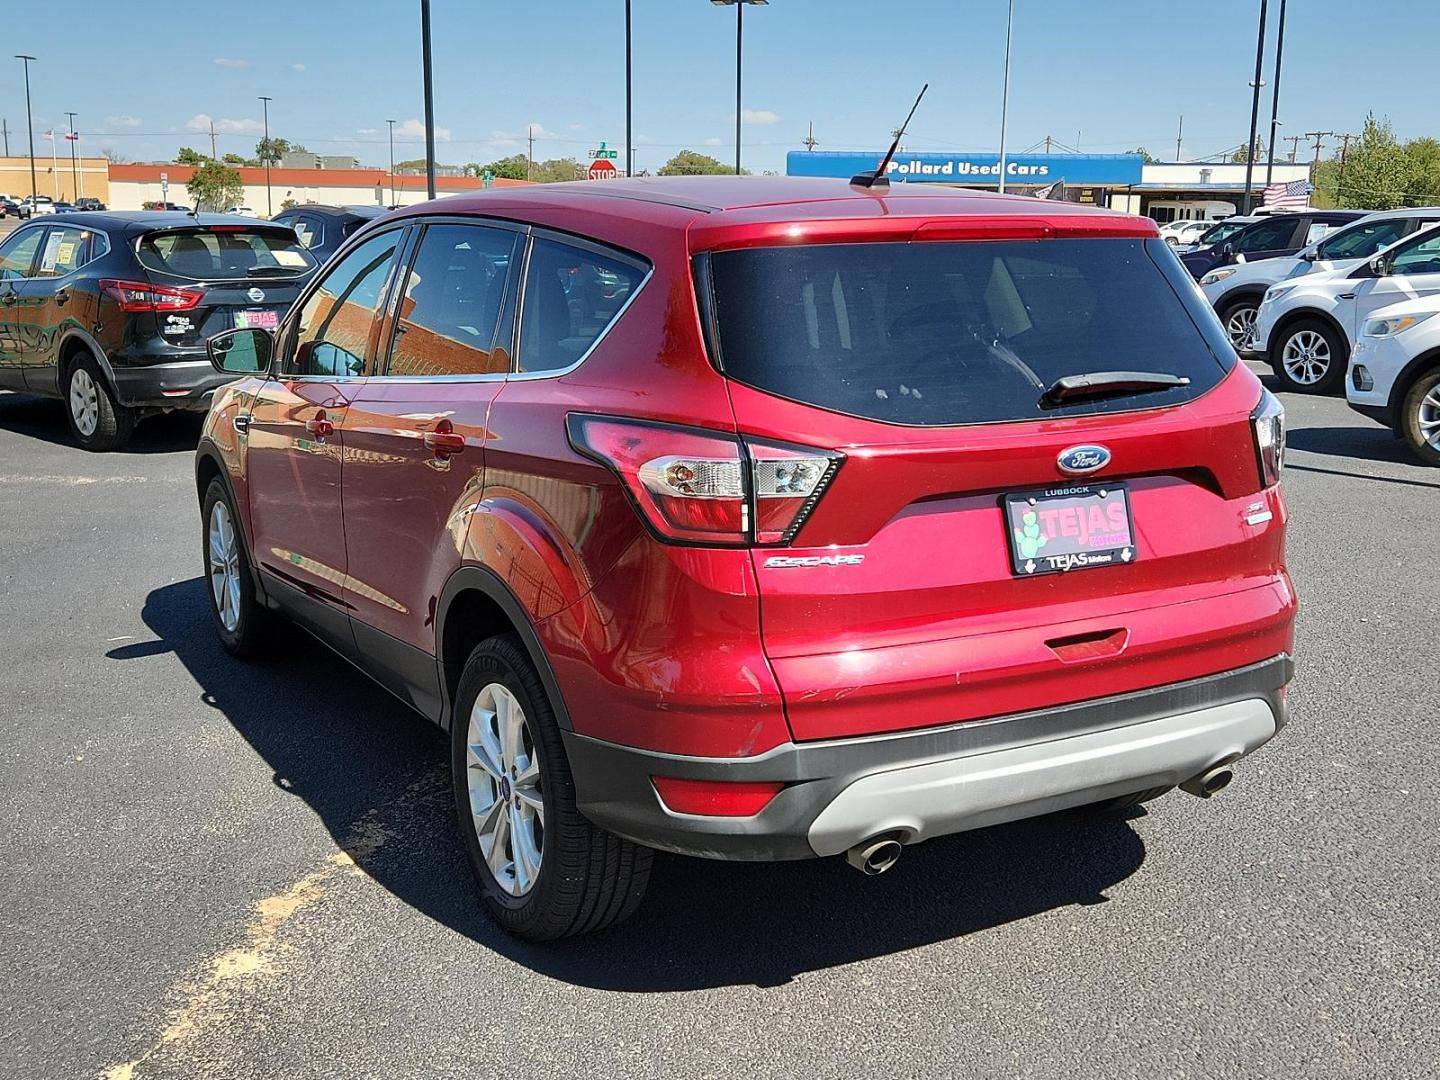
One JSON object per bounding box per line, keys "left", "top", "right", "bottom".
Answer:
{"left": 195, "top": 178, "right": 1294, "bottom": 940}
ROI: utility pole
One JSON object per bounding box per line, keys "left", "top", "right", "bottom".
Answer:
{"left": 15, "top": 55, "right": 38, "bottom": 207}
{"left": 1175, "top": 114, "right": 1183, "bottom": 161}
{"left": 209, "top": 119, "right": 218, "bottom": 160}
{"left": 803, "top": 121, "right": 818, "bottom": 152}
{"left": 1303, "top": 130, "right": 1332, "bottom": 181}
{"left": 1284, "top": 134, "right": 1302, "bottom": 162}
{"left": 1241, "top": 0, "right": 1268, "bottom": 213}
{"left": 420, "top": 0, "right": 436, "bottom": 199}
{"left": 1265, "top": 0, "right": 1287, "bottom": 187}
{"left": 65, "top": 111, "right": 78, "bottom": 199}
{"left": 386, "top": 119, "right": 396, "bottom": 205}
{"left": 527, "top": 126, "right": 534, "bottom": 180}
{"left": 258, "top": 96, "right": 273, "bottom": 215}
{"left": 2, "top": 118, "right": 8, "bottom": 157}
{"left": 1336, "top": 132, "right": 1356, "bottom": 203}
{"left": 1044, "top": 135, "right": 1053, "bottom": 153}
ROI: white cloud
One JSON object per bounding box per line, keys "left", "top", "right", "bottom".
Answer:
{"left": 186, "top": 113, "right": 265, "bottom": 134}
{"left": 567, "top": 122, "right": 584, "bottom": 131}
{"left": 356, "top": 127, "right": 379, "bottom": 136}
{"left": 739, "top": 109, "right": 780, "bottom": 125}
{"left": 290, "top": 63, "right": 306, "bottom": 72}
{"left": 489, "top": 121, "right": 557, "bottom": 144}
{"left": 703, "top": 137, "right": 723, "bottom": 147}
{"left": 107, "top": 114, "right": 141, "bottom": 127}
{"left": 399, "top": 117, "right": 450, "bottom": 141}
{"left": 213, "top": 57, "right": 250, "bottom": 69}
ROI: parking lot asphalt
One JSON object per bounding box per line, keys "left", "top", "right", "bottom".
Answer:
{"left": 1, "top": 375, "right": 1436, "bottom": 1080}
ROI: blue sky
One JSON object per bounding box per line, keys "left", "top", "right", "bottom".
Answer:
{"left": 4, "top": 0, "right": 1436, "bottom": 174}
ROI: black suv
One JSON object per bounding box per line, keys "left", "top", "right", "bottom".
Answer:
{"left": 1179, "top": 210, "right": 1366, "bottom": 280}
{"left": 271, "top": 204, "right": 389, "bottom": 264}
{"left": 0, "top": 212, "right": 316, "bottom": 450}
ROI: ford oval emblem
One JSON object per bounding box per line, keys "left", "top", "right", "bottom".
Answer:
{"left": 1057, "top": 444, "right": 1111, "bottom": 475}
{"left": 247, "top": 287, "right": 266, "bottom": 304}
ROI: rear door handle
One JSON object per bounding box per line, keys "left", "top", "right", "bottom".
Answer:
{"left": 0, "top": 291, "right": 15, "bottom": 306}
{"left": 306, "top": 415, "right": 335, "bottom": 439}
{"left": 54, "top": 287, "right": 70, "bottom": 306}
{"left": 423, "top": 430, "right": 467, "bottom": 457}
{"left": 233, "top": 412, "right": 252, "bottom": 434}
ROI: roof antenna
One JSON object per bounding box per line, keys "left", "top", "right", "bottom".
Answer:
{"left": 851, "top": 84, "right": 928, "bottom": 189}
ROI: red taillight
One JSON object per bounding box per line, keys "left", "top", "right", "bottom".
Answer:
{"left": 567, "top": 415, "right": 840, "bottom": 546}
{"left": 651, "top": 776, "right": 784, "bottom": 817}
{"left": 99, "top": 278, "right": 202, "bottom": 313}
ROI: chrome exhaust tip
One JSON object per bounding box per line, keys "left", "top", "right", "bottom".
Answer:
{"left": 1181, "top": 764, "right": 1235, "bottom": 799}
{"left": 846, "top": 837, "right": 904, "bottom": 876}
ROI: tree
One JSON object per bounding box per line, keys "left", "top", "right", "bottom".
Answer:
{"left": 658, "top": 150, "right": 742, "bottom": 176}
{"left": 255, "top": 137, "right": 306, "bottom": 165}
{"left": 1126, "top": 146, "right": 1156, "bottom": 164}
{"left": 468, "top": 154, "right": 529, "bottom": 180}
{"left": 533, "top": 157, "right": 585, "bottom": 183}
{"left": 187, "top": 161, "right": 245, "bottom": 212}
{"left": 222, "top": 152, "right": 250, "bottom": 166}
{"left": 176, "top": 146, "right": 209, "bottom": 165}
{"left": 100, "top": 147, "right": 130, "bottom": 164}
{"left": 1322, "top": 114, "right": 1440, "bottom": 210}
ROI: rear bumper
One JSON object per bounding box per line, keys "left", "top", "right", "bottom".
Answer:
{"left": 111, "top": 358, "right": 237, "bottom": 410}
{"left": 564, "top": 654, "right": 1292, "bottom": 861}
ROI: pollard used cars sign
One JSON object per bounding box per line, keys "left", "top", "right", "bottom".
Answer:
{"left": 786, "top": 150, "right": 1144, "bottom": 187}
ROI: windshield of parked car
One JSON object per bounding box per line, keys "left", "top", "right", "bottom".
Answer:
{"left": 136, "top": 228, "right": 315, "bottom": 280}
{"left": 1197, "top": 221, "right": 1244, "bottom": 247}
{"left": 706, "top": 238, "right": 1234, "bottom": 426}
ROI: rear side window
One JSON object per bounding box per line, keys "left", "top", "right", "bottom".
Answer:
{"left": 705, "top": 238, "right": 1234, "bottom": 426}
{"left": 137, "top": 228, "right": 315, "bottom": 280}
{"left": 385, "top": 223, "right": 519, "bottom": 377}
{"left": 517, "top": 237, "right": 645, "bottom": 374}
{"left": 36, "top": 226, "right": 107, "bottom": 277}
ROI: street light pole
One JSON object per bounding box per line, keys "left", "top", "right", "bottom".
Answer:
{"left": 1241, "top": 0, "right": 1268, "bottom": 214}
{"left": 65, "top": 110, "right": 78, "bottom": 200}
{"left": 420, "top": 0, "right": 437, "bottom": 199}
{"left": 625, "top": 0, "right": 633, "bottom": 177}
{"left": 14, "top": 55, "right": 37, "bottom": 207}
{"left": 711, "top": 0, "right": 766, "bottom": 176}
{"left": 386, "top": 119, "right": 397, "bottom": 206}
{"left": 259, "top": 95, "right": 273, "bottom": 215}
{"left": 997, "top": 0, "right": 1015, "bottom": 194}
{"left": 1265, "top": 0, "right": 1287, "bottom": 188}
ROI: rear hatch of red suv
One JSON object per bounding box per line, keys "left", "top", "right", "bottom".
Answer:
{"left": 694, "top": 212, "right": 1293, "bottom": 742}
{"left": 117, "top": 223, "right": 316, "bottom": 348}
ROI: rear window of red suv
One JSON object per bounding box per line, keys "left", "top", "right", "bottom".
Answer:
{"left": 703, "top": 237, "right": 1235, "bottom": 425}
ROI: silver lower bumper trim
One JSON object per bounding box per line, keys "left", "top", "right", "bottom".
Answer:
{"left": 806, "top": 697, "right": 1280, "bottom": 857}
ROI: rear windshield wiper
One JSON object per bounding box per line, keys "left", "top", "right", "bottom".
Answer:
{"left": 1040, "top": 370, "right": 1191, "bottom": 407}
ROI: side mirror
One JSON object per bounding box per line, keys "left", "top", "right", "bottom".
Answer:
{"left": 1301, "top": 249, "right": 1318, "bottom": 262}
{"left": 208, "top": 327, "right": 273, "bottom": 375}
{"left": 1368, "top": 255, "right": 1393, "bottom": 278}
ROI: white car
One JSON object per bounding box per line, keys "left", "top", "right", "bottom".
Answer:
{"left": 1347, "top": 294, "right": 1440, "bottom": 464}
{"left": 1167, "top": 220, "right": 1215, "bottom": 247}
{"left": 18, "top": 195, "right": 55, "bottom": 219}
{"left": 225, "top": 206, "right": 258, "bottom": 218}
{"left": 1252, "top": 224, "right": 1440, "bottom": 394}
{"left": 1201, "top": 208, "right": 1440, "bottom": 353}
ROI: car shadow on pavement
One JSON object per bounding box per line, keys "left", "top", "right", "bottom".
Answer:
{"left": 122, "top": 577, "right": 1149, "bottom": 991}
{"left": 0, "top": 391, "right": 202, "bottom": 454}
{"left": 1285, "top": 424, "right": 1427, "bottom": 466}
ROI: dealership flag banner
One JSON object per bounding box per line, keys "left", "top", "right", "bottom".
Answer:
{"left": 1263, "top": 179, "right": 1314, "bottom": 209}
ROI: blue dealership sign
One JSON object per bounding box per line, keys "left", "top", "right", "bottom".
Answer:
{"left": 787, "top": 150, "right": 1143, "bottom": 187}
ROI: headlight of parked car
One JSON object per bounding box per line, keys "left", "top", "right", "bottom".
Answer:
{"left": 1200, "top": 267, "right": 1239, "bottom": 286}
{"left": 1262, "top": 283, "right": 1298, "bottom": 305}
{"left": 1361, "top": 312, "right": 1436, "bottom": 338}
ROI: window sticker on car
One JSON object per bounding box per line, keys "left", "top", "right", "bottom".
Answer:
{"left": 273, "top": 249, "right": 308, "bottom": 267}
{"left": 162, "top": 314, "right": 194, "bottom": 335}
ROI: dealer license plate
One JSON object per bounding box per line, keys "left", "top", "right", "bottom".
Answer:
{"left": 1002, "top": 483, "right": 1136, "bottom": 576}
{"left": 234, "top": 308, "right": 279, "bottom": 330}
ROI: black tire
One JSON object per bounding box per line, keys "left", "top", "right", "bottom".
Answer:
{"left": 201, "top": 478, "right": 268, "bottom": 657}
{"left": 1083, "top": 785, "right": 1174, "bottom": 814}
{"left": 1269, "top": 317, "right": 1348, "bottom": 395}
{"left": 1398, "top": 368, "right": 1440, "bottom": 466}
{"left": 1217, "top": 296, "right": 1261, "bottom": 354}
{"left": 451, "top": 634, "right": 652, "bottom": 941}
{"left": 64, "top": 353, "right": 135, "bottom": 451}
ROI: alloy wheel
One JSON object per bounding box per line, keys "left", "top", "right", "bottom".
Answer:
{"left": 1280, "top": 329, "right": 1331, "bottom": 385}
{"left": 1225, "top": 306, "right": 1259, "bottom": 352}
{"left": 208, "top": 500, "right": 243, "bottom": 633}
{"left": 1420, "top": 385, "right": 1440, "bottom": 451}
{"left": 466, "top": 682, "right": 545, "bottom": 897}
{"left": 69, "top": 368, "right": 100, "bottom": 437}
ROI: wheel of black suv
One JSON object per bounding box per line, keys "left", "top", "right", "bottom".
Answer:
{"left": 1270, "top": 317, "right": 1348, "bottom": 395}
{"left": 201, "top": 478, "right": 268, "bottom": 657}
{"left": 1218, "top": 297, "right": 1261, "bottom": 354}
{"left": 64, "top": 353, "right": 135, "bottom": 451}
{"left": 451, "top": 634, "right": 652, "bottom": 941}
{"left": 1399, "top": 368, "right": 1440, "bottom": 466}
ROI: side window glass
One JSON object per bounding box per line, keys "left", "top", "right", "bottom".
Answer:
{"left": 1389, "top": 232, "right": 1440, "bottom": 277}
{"left": 286, "top": 231, "right": 400, "bottom": 378}
{"left": 1235, "top": 219, "right": 1291, "bottom": 252}
{"left": 385, "top": 224, "right": 519, "bottom": 377}
{"left": 0, "top": 229, "right": 44, "bottom": 281}
{"left": 293, "top": 216, "right": 323, "bottom": 250}
{"left": 35, "top": 226, "right": 98, "bottom": 277}
{"left": 517, "top": 237, "right": 645, "bottom": 374}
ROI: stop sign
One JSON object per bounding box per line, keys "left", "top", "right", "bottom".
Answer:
{"left": 587, "top": 158, "right": 618, "bottom": 181}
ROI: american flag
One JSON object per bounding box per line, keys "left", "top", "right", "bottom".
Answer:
{"left": 1263, "top": 178, "right": 1314, "bottom": 209}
